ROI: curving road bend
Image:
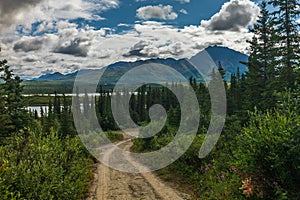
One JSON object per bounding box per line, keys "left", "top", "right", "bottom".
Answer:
{"left": 88, "top": 130, "right": 191, "bottom": 200}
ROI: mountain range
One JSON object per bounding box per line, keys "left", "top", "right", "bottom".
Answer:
{"left": 24, "top": 46, "right": 248, "bottom": 93}
{"left": 32, "top": 46, "right": 248, "bottom": 82}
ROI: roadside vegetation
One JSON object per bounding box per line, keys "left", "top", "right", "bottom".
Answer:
{"left": 132, "top": 1, "right": 300, "bottom": 199}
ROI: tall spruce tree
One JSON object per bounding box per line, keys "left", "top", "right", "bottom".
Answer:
{"left": 60, "top": 94, "right": 74, "bottom": 137}
{"left": 245, "top": 1, "right": 276, "bottom": 110}
{"left": 138, "top": 86, "right": 146, "bottom": 122}
{"left": 269, "top": 0, "right": 300, "bottom": 89}
{"left": 218, "top": 61, "right": 226, "bottom": 80}
{"left": 83, "top": 90, "right": 90, "bottom": 118}
{"left": 0, "top": 60, "right": 28, "bottom": 136}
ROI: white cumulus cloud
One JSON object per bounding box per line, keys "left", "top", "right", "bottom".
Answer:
{"left": 0, "top": 0, "right": 259, "bottom": 79}
{"left": 0, "top": 0, "right": 119, "bottom": 32}
{"left": 176, "top": 0, "right": 190, "bottom": 4}
{"left": 180, "top": 9, "right": 188, "bottom": 15}
{"left": 137, "top": 5, "right": 178, "bottom": 20}
{"left": 201, "top": 0, "right": 260, "bottom": 32}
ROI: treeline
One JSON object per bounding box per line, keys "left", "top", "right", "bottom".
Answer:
{"left": 0, "top": 61, "right": 93, "bottom": 199}
{"left": 22, "top": 80, "right": 75, "bottom": 94}
{"left": 22, "top": 80, "right": 115, "bottom": 94}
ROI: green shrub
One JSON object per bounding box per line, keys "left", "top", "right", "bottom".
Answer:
{"left": 234, "top": 101, "right": 300, "bottom": 199}
{"left": 198, "top": 161, "right": 244, "bottom": 200}
{"left": 80, "top": 131, "right": 105, "bottom": 148}
{"left": 105, "top": 131, "right": 124, "bottom": 142}
{"left": 0, "top": 129, "right": 92, "bottom": 200}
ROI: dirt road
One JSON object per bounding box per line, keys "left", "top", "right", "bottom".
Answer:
{"left": 87, "top": 130, "right": 191, "bottom": 200}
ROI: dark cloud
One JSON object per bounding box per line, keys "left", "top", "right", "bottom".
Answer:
{"left": 123, "top": 40, "right": 184, "bottom": 58}
{"left": 193, "top": 41, "right": 224, "bottom": 50}
{"left": 41, "top": 68, "right": 54, "bottom": 74}
{"left": 98, "top": 54, "right": 111, "bottom": 59}
{"left": 169, "top": 43, "right": 184, "bottom": 56}
{"left": 124, "top": 40, "right": 186, "bottom": 58}
{"left": 123, "top": 40, "right": 157, "bottom": 57}
{"left": 54, "top": 37, "right": 91, "bottom": 57}
{"left": 201, "top": 0, "right": 259, "bottom": 31}
{"left": 160, "top": 43, "right": 184, "bottom": 56}
{"left": 23, "top": 57, "right": 37, "bottom": 62}
{"left": 14, "top": 37, "right": 44, "bottom": 52}
{"left": 0, "top": 0, "right": 44, "bottom": 30}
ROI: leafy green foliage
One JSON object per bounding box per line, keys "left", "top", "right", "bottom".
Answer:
{"left": 105, "top": 130, "right": 124, "bottom": 142}
{"left": 0, "top": 129, "right": 92, "bottom": 200}
{"left": 233, "top": 93, "right": 300, "bottom": 199}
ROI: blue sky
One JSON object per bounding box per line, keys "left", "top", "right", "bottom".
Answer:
{"left": 66, "top": 0, "right": 261, "bottom": 33}
{"left": 0, "top": 0, "right": 263, "bottom": 78}
{"left": 91, "top": 0, "right": 229, "bottom": 29}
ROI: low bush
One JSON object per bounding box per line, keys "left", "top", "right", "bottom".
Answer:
{"left": 233, "top": 106, "right": 300, "bottom": 199}
{"left": 106, "top": 130, "right": 124, "bottom": 142}
{"left": 0, "top": 129, "right": 93, "bottom": 200}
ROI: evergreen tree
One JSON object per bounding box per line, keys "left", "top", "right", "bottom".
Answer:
{"left": 0, "top": 60, "right": 28, "bottom": 136}
{"left": 83, "top": 90, "right": 90, "bottom": 118}
{"left": 97, "top": 88, "right": 104, "bottom": 116}
{"left": 209, "top": 68, "right": 225, "bottom": 115}
{"left": 40, "top": 106, "right": 44, "bottom": 126}
{"left": 34, "top": 110, "right": 38, "bottom": 120}
{"left": 269, "top": 0, "right": 300, "bottom": 88}
{"left": 0, "top": 80, "right": 13, "bottom": 138}
{"left": 168, "top": 106, "right": 181, "bottom": 127}
{"left": 53, "top": 92, "right": 61, "bottom": 117}
{"left": 60, "top": 94, "right": 74, "bottom": 137}
{"left": 44, "top": 98, "right": 54, "bottom": 133}
{"left": 245, "top": 1, "right": 277, "bottom": 110}
{"left": 146, "top": 86, "right": 152, "bottom": 111}
{"left": 129, "top": 92, "right": 139, "bottom": 123}
{"left": 72, "top": 86, "right": 81, "bottom": 117}
{"left": 138, "top": 86, "right": 146, "bottom": 122}
{"left": 228, "top": 73, "right": 237, "bottom": 114}
{"left": 218, "top": 61, "right": 226, "bottom": 80}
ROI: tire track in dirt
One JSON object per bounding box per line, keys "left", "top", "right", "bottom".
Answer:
{"left": 89, "top": 130, "right": 191, "bottom": 200}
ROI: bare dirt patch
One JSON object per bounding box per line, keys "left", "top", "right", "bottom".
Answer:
{"left": 87, "top": 130, "right": 191, "bottom": 200}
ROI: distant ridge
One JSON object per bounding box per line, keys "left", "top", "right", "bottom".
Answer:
{"left": 205, "top": 46, "right": 248, "bottom": 78}
{"left": 30, "top": 46, "right": 248, "bottom": 82}
{"left": 33, "top": 72, "right": 65, "bottom": 81}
